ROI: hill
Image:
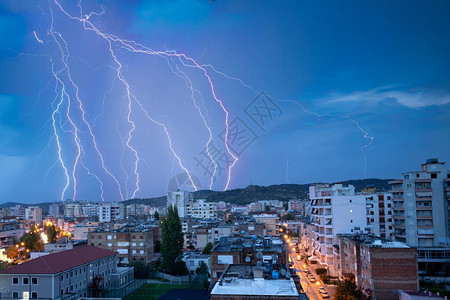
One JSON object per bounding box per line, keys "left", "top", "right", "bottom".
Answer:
{"left": 0, "top": 178, "right": 393, "bottom": 208}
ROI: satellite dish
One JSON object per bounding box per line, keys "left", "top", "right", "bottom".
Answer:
{"left": 280, "top": 269, "right": 287, "bottom": 277}
{"left": 256, "top": 251, "right": 263, "bottom": 259}
{"left": 286, "top": 272, "right": 291, "bottom": 279}
{"left": 277, "top": 248, "right": 282, "bottom": 253}
{"left": 245, "top": 256, "right": 251, "bottom": 263}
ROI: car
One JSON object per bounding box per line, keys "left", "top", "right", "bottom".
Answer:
{"left": 321, "top": 291, "right": 330, "bottom": 298}
{"left": 308, "top": 276, "right": 316, "bottom": 283}
{"left": 303, "top": 268, "right": 309, "bottom": 273}
{"left": 318, "top": 287, "right": 325, "bottom": 294}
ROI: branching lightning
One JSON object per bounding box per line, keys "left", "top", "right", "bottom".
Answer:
{"left": 185, "top": 63, "right": 374, "bottom": 178}
{"left": 31, "top": 0, "right": 373, "bottom": 202}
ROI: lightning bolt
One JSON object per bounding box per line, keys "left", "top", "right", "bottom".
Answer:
{"left": 186, "top": 63, "right": 374, "bottom": 179}
{"left": 52, "top": 0, "right": 238, "bottom": 191}
{"left": 48, "top": 4, "right": 125, "bottom": 200}
{"left": 49, "top": 69, "right": 69, "bottom": 201}
{"left": 33, "top": 31, "right": 44, "bottom": 45}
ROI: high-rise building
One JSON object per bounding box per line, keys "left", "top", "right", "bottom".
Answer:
{"left": 366, "top": 193, "right": 395, "bottom": 240}
{"left": 167, "top": 191, "right": 193, "bottom": 218}
{"left": 308, "top": 184, "right": 368, "bottom": 275}
{"left": 389, "top": 158, "right": 450, "bottom": 277}
{"left": 389, "top": 158, "right": 449, "bottom": 247}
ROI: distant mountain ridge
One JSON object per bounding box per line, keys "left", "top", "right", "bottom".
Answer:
{"left": 0, "top": 178, "right": 393, "bottom": 208}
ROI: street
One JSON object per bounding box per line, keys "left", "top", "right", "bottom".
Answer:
{"left": 288, "top": 247, "right": 335, "bottom": 300}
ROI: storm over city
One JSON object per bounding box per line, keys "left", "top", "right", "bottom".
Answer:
{"left": 0, "top": 1, "right": 449, "bottom": 300}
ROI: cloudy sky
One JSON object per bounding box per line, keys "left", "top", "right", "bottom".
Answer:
{"left": 0, "top": 0, "right": 449, "bottom": 203}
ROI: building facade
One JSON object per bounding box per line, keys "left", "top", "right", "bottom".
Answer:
{"left": 88, "top": 229, "right": 155, "bottom": 264}
{"left": 337, "top": 234, "right": 418, "bottom": 300}
{"left": 0, "top": 246, "right": 119, "bottom": 300}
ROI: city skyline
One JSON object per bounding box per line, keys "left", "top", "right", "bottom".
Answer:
{"left": 1, "top": 0, "right": 449, "bottom": 203}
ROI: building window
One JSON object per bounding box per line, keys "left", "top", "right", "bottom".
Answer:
{"left": 61, "top": 289, "right": 64, "bottom": 296}
{"left": 31, "top": 292, "right": 38, "bottom": 299}
{"left": 31, "top": 277, "right": 38, "bottom": 285}
{"left": 98, "top": 243, "right": 102, "bottom": 246}
{"left": 12, "top": 277, "right": 19, "bottom": 285}
{"left": 416, "top": 174, "right": 420, "bottom": 178}
{"left": 140, "top": 242, "right": 144, "bottom": 246}
{"left": 71, "top": 285, "right": 74, "bottom": 291}
{"left": 431, "top": 173, "right": 437, "bottom": 179}
{"left": 140, "top": 235, "right": 144, "bottom": 239}
{"left": 12, "top": 291, "right": 19, "bottom": 299}
{"left": 60, "top": 275, "right": 63, "bottom": 281}
{"left": 23, "top": 278, "right": 29, "bottom": 285}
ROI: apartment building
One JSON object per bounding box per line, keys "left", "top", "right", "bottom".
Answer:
{"left": 389, "top": 158, "right": 450, "bottom": 276}
{"left": 210, "top": 235, "right": 287, "bottom": 281}
{"left": 187, "top": 199, "right": 217, "bottom": 219}
{"left": 97, "top": 203, "right": 124, "bottom": 223}
{"left": 389, "top": 158, "right": 449, "bottom": 247}
{"left": 366, "top": 193, "right": 395, "bottom": 240}
{"left": 167, "top": 191, "right": 193, "bottom": 218}
{"left": 48, "top": 204, "right": 62, "bottom": 218}
{"left": 309, "top": 184, "right": 368, "bottom": 274}
{"left": 88, "top": 229, "right": 155, "bottom": 264}
{"left": 0, "top": 246, "right": 118, "bottom": 300}
{"left": 25, "top": 206, "right": 43, "bottom": 225}
{"left": 211, "top": 264, "right": 299, "bottom": 300}
{"left": 337, "top": 234, "right": 418, "bottom": 300}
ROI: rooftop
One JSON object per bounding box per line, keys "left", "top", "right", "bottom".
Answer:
{"left": 0, "top": 246, "right": 116, "bottom": 275}
{"left": 338, "top": 234, "right": 410, "bottom": 248}
{"left": 212, "top": 265, "right": 298, "bottom": 297}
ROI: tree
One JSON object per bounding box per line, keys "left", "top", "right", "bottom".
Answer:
{"left": 154, "top": 240, "right": 161, "bottom": 253}
{"left": 20, "top": 228, "right": 44, "bottom": 253}
{"left": 283, "top": 202, "right": 289, "bottom": 211}
{"left": 160, "top": 205, "right": 188, "bottom": 275}
{"left": 335, "top": 279, "right": 362, "bottom": 300}
{"left": 202, "top": 242, "right": 213, "bottom": 254}
{"left": 154, "top": 211, "right": 160, "bottom": 221}
{"left": 195, "top": 261, "right": 208, "bottom": 274}
{"left": 46, "top": 225, "right": 59, "bottom": 243}
{"left": 6, "top": 246, "right": 19, "bottom": 260}
{"left": 265, "top": 205, "right": 270, "bottom": 212}
{"left": 130, "top": 261, "right": 150, "bottom": 278}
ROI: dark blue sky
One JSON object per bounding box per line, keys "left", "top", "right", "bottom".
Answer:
{"left": 1, "top": 0, "right": 449, "bottom": 203}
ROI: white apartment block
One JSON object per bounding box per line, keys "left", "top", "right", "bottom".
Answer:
{"left": 366, "top": 193, "right": 394, "bottom": 240}
{"left": 98, "top": 203, "right": 124, "bottom": 223}
{"left": 167, "top": 191, "right": 193, "bottom": 218}
{"left": 389, "top": 158, "right": 450, "bottom": 247}
{"left": 309, "top": 184, "right": 368, "bottom": 275}
{"left": 64, "top": 204, "right": 83, "bottom": 218}
{"left": 187, "top": 199, "right": 217, "bottom": 219}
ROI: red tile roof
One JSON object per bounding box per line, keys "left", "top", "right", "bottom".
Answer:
{"left": 0, "top": 246, "right": 117, "bottom": 275}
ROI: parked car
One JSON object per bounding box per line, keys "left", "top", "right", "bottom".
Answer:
{"left": 308, "top": 276, "right": 316, "bottom": 283}
{"left": 318, "top": 287, "right": 325, "bottom": 294}
{"left": 303, "top": 268, "right": 309, "bottom": 273}
{"left": 321, "top": 291, "right": 330, "bottom": 298}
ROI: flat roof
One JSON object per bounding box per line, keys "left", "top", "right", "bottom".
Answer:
{"left": 211, "top": 278, "right": 298, "bottom": 296}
